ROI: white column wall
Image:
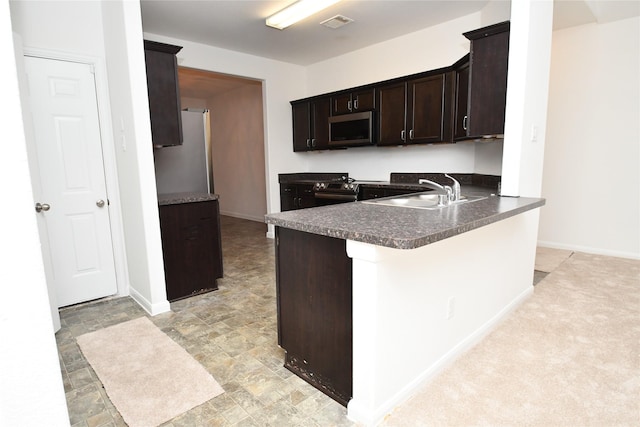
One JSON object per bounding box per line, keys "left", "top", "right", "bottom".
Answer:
{"left": 501, "top": 0, "right": 554, "bottom": 197}
{"left": 1, "top": 1, "right": 69, "bottom": 424}
{"left": 101, "top": 1, "right": 169, "bottom": 315}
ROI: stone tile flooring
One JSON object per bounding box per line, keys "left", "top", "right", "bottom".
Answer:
{"left": 57, "top": 216, "right": 354, "bottom": 427}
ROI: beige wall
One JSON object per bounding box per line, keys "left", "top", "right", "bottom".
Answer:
{"left": 538, "top": 17, "right": 640, "bottom": 259}
{"left": 180, "top": 83, "right": 267, "bottom": 222}
{"left": 208, "top": 83, "right": 266, "bottom": 221}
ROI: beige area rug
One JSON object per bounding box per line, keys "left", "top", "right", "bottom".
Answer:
{"left": 77, "top": 316, "right": 224, "bottom": 427}
{"left": 382, "top": 252, "right": 640, "bottom": 426}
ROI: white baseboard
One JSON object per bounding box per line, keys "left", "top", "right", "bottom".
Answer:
{"left": 537, "top": 240, "right": 640, "bottom": 260}
{"left": 348, "top": 285, "right": 534, "bottom": 426}
{"left": 129, "top": 287, "right": 171, "bottom": 316}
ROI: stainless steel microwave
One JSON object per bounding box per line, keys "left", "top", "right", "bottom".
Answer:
{"left": 328, "top": 111, "right": 374, "bottom": 147}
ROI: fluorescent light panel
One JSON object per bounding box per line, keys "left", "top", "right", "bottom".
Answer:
{"left": 266, "top": 0, "right": 342, "bottom": 30}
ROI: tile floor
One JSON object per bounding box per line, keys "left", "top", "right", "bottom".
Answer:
{"left": 56, "top": 217, "right": 582, "bottom": 426}
{"left": 57, "top": 216, "right": 353, "bottom": 427}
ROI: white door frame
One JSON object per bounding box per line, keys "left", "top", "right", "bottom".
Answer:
{"left": 23, "top": 47, "right": 130, "bottom": 302}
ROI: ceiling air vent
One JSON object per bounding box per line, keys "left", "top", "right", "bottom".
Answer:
{"left": 320, "top": 15, "right": 354, "bottom": 29}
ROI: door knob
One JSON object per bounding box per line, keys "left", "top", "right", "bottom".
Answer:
{"left": 35, "top": 202, "right": 51, "bottom": 213}
{"left": 96, "top": 199, "right": 105, "bottom": 208}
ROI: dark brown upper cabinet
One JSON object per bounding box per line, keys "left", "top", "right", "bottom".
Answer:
{"left": 144, "top": 40, "right": 183, "bottom": 147}
{"left": 290, "top": 21, "right": 510, "bottom": 151}
{"left": 455, "top": 21, "right": 510, "bottom": 140}
{"left": 331, "top": 88, "right": 375, "bottom": 115}
{"left": 292, "top": 97, "right": 331, "bottom": 152}
{"left": 453, "top": 57, "right": 470, "bottom": 140}
{"left": 377, "top": 72, "right": 453, "bottom": 146}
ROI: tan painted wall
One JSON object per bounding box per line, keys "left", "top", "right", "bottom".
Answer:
{"left": 208, "top": 83, "right": 266, "bottom": 222}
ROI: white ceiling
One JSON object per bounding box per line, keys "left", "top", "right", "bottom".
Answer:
{"left": 140, "top": 0, "right": 639, "bottom": 66}
{"left": 140, "top": 0, "right": 492, "bottom": 66}
{"left": 141, "top": 0, "right": 639, "bottom": 96}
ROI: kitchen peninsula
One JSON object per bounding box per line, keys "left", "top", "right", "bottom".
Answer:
{"left": 266, "top": 192, "right": 544, "bottom": 425}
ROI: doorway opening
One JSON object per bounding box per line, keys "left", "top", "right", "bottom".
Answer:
{"left": 175, "top": 67, "right": 268, "bottom": 225}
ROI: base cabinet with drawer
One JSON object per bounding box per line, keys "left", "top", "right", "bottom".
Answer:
{"left": 159, "top": 200, "right": 223, "bottom": 301}
{"left": 280, "top": 183, "right": 316, "bottom": 211}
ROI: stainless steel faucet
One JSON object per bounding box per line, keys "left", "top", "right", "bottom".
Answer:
{"left": 418, "top": 174, "right": 462, "bottom": 204}
{"left": 418, "top": 179, "right": 453, "bottom": 205}
{"left": 444, "top": 174, "right": 461, "bottom": 201}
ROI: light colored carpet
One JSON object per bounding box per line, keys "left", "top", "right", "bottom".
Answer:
{"left": 76, "top": 316, "right": 224, "bottom": 427}
{"left": 535, "top": 246, "right": 574, "bottom": 272}
{"left": 382, "top": 252, "right": 640, "bottom": 426}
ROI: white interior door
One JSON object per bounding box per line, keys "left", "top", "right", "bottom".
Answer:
{"left": 24, "top": 56, "right": 117, "bottom": 308}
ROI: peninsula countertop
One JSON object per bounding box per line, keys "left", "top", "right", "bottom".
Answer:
{"left": 265, "top": 193, "right": 545, "bottom": 250}
{"left": 157, "top": 192, "right": 219, "bottom": 206}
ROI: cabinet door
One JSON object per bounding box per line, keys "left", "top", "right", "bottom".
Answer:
{"left": 377, "top": 82, "right": 407, "bottom": 146}
{"left": 454, "top": 61, "right": 470, "bottom": 140}
{"left": 332, "top": 93, "right": 353, "bottom": 115}
{"left": 144, "top": 41, "right": 183, "bottom": 147}
{"left": 407, "top": 73, "right": 449, "bottom": 144}
{"left": 332, "top": 89, "right": 374, "bottom": 115}
{"left": 159, "top": 201, "right": 222, "bottom": 301}
{"left": 467, "top": 29, "right": 509, "bottom": 136}
{"left": 311, "top": 97, "right": 331, "bottom": 150}
{"left": 280, "top": 184, "right": 298, "bottom": 211}
{"left": 351, "top": 89, "right": 375, "bottom": 111}
{"left": 297, "top": 184, "right": 316, "bottom": 209}
{"left": 292, "top": 102, "right": 312, "bottom": 152}
{"left": 276, "top": 227, "right": 353, "bottom": 405}
{"left": 280, "top": 184, "right": 316, "bottom": 211}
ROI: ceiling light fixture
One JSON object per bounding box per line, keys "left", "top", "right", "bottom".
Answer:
{"left": 266, "top": 0, "right": 342, "bottom": 30}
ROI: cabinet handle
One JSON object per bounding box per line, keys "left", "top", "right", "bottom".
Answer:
{"left": 306, "top": 138, "right": 311, "bottom": 147}
{"left": 401, "top": 130, "right": 406, "bottom": 141}
{"left": 462, "top": 115, "right": 468, "bottom": 131}
{"left": 311, "top": 138, "right": 316, "bottom": 147}
{"left": 347, "top": 100, "right": 352, "bottom": 111}
{"left": 409, "top": 129, "right": 414, "bottom": 140}
{"left": 353, "top": 97, "right": 359, "bottom": 110}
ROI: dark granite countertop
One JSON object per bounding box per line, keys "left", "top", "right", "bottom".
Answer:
{"left": 265, "top": 193, "right": 545, "bottom": 250}
{"left": 158, "top": 192, "right": 219, "bottom": 206}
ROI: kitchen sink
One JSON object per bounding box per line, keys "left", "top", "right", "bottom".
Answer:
{"left": 361, "top": 191, "right": 488, "bottom": 210}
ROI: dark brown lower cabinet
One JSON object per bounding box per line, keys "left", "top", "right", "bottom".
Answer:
{"left": 159, "top": 200, "right": 223, "bottom": 301}
{"left": 276, "top": 227, "right": 353, "bottom": 406}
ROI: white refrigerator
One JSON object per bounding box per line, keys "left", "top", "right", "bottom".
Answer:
{"left": 153, "top": 109, "right": 213, "bottom": 194}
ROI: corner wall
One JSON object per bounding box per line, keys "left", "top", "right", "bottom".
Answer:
{"left": 538, "top": 17, "right": 640, "bottom": 259}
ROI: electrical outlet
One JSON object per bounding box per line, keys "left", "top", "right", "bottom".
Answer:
{"left": 446, "top": 297, "right": 455, "bottom": 320}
